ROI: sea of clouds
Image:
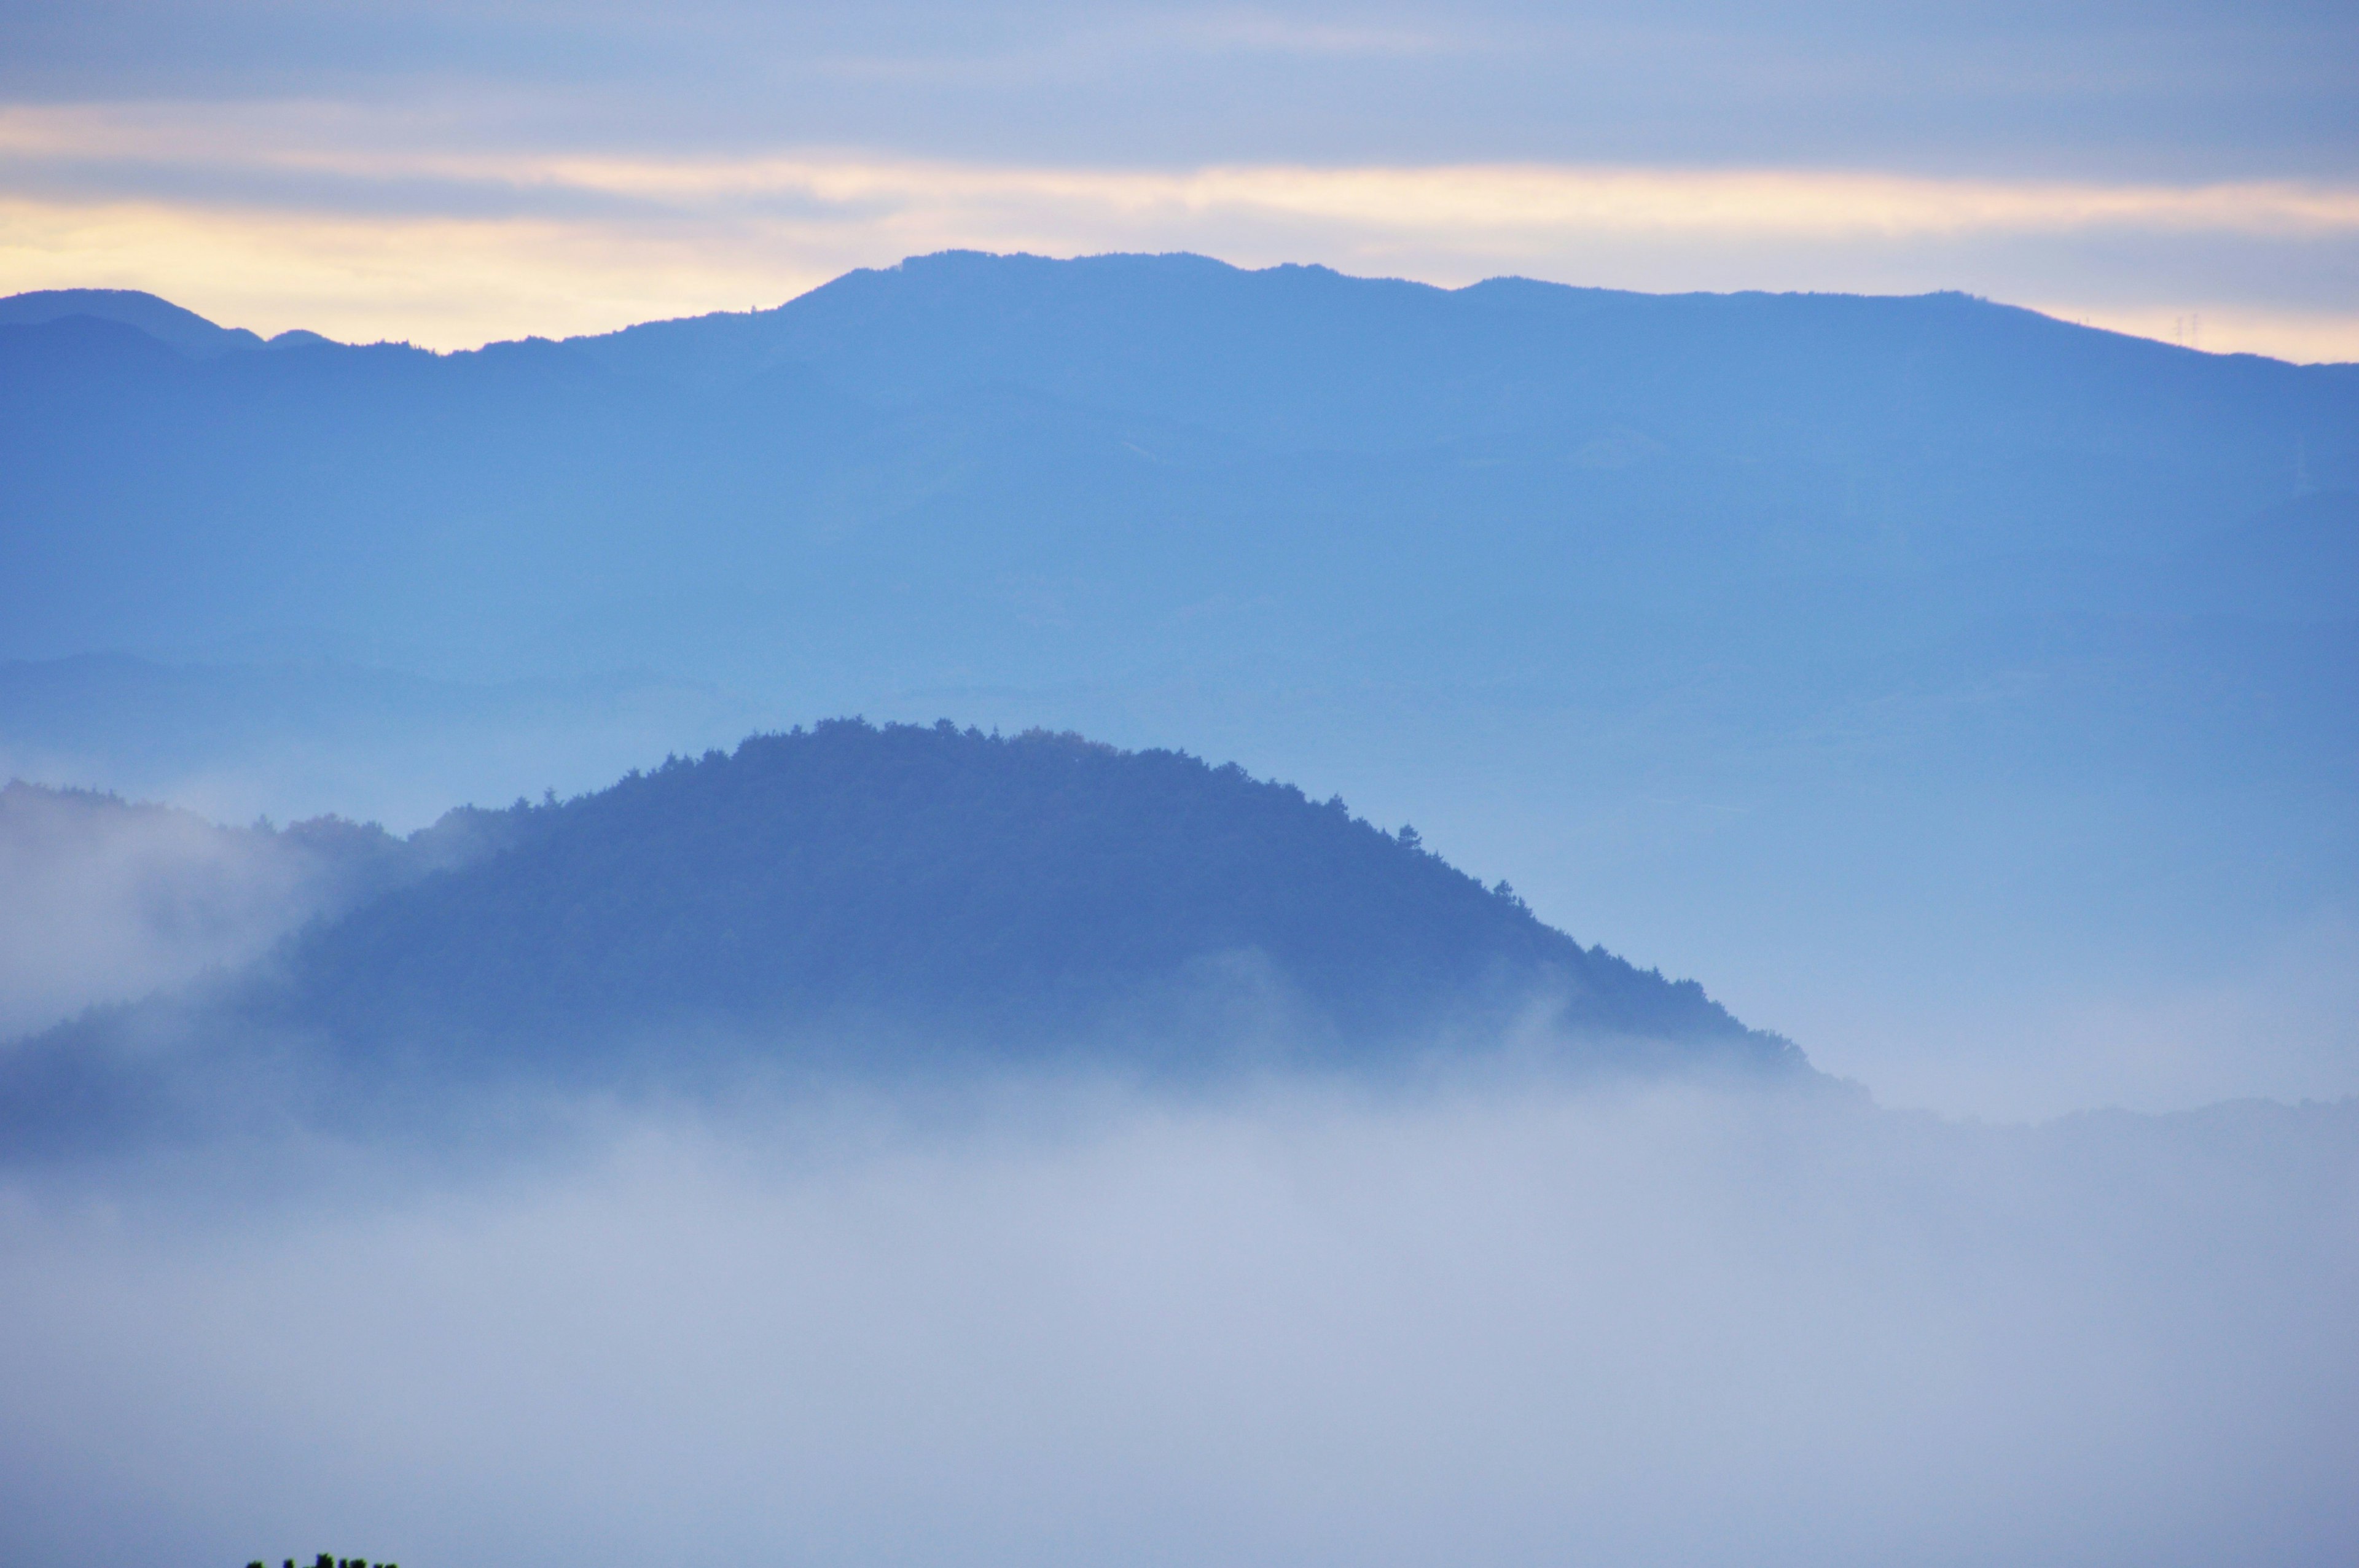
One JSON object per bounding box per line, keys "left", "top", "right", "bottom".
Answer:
{"left": 1, "top": 1067, "right": 2352, "bottom": 1568}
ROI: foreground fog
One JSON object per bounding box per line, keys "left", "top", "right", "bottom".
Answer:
{"left": 1, "top": 1075, "right": 2352, "bottom": 1568}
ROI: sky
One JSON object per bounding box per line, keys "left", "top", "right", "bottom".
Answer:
{"left": 1, "top": 0, "right": 2354, "bottom": 354}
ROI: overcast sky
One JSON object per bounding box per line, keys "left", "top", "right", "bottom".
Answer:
{"left": 1, "top": 0, "right": 2354, "bottom": 351}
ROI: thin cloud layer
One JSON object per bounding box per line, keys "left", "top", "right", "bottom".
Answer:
{"left": 5, "top": 107, "right": 2358, "bottom": 355}
{"left": 4, "top": 0, "right": 2352, "bottom": 176}
{"left": 1, "top": 0, "right": 2353, "bottom": 353}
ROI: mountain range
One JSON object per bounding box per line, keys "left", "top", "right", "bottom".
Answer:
{"left": 4, "top": 252, "right": 2349, "bottom": 679}
{"left": 1, "top": 252, "right": 2352, "bottom": 1114}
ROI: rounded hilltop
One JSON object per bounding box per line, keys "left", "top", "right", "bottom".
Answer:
{"left": 0, "top": 720, "right": 1803, "bottom": 1156}
{"left": 288, "top": 718, "right": 1782, "bottom": 1071}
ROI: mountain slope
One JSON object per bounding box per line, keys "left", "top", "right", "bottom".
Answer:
{"left": 286, "top": 719, "right": 1759, "bottom": 1047}
{"left": 571, "top": 251, "right": 2354, "bottom": 554}
{"left": 0, "top": 287, "right": 328, "bottom": 356}
{"left": 0, "top": 722, "right": 1796, "bottom": 1153}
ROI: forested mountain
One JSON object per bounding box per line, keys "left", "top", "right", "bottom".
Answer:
{"left": 0, "top": 287, "right": 323, "bottom": 357}
{"left": 0, "top": 722, "right": 1795, "bottom": 1155}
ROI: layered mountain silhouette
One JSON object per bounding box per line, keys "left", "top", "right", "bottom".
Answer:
{"left": 0, "top": 722, "right": 1796, "bottom": 1154}
{"left": 0, "top": 287, "right": 332, "bottom": 357}
{"left": 4, "top": 252, "right": 2347, "bottom": 799}
{"left": 2, "top": 252, "right": 2350, "bottom": 1120}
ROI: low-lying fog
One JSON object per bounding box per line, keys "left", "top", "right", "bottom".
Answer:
{"left": 0, "top": 783, "right": 383, "bottom": 1040}
{"left": 2, "top": 1072, "right": 2352, "bottom": 1568}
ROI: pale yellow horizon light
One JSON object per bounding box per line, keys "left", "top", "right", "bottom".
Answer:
{"left": 526, "top": 154, "right": 2359, "bottom": 239}
{"left": 4, "top": 129, "right": 2358, "bottom": 359}
{"left": 9, "top": 103, "right": 2357, "bottom": 239}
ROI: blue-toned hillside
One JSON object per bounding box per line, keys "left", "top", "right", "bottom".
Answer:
{"left": 288, "top": 720, "right": 1759, "bottom": 1053}
{"left": 0, "top": 722, "right": 1792, "bottom": 1154}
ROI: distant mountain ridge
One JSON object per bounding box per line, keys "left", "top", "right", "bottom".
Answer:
{"left": 4, "top": 251, "right": 2351, "bottom": 701}
{"left": 0, "top": 287, "right": 331, "bottom": 356}
{"left": 4, "top": 251, "right": 2349, "bottom": 681}
{"left": 0, "top": 721, "right": 1798, "bottom": 1155}
{"left": 568, "top": 252, "right": 2356, "bottom": 467}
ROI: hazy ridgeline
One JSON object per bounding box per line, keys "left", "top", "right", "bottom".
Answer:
{"left": 0, "top": 782, "right": 386, "bottom": 1040}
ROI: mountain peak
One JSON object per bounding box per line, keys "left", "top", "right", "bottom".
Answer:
{"left": 283, "top": 717, "right": 1776, "bottom": 1066}
{"left": 0, "top": 287, "right": 263, "bottom": 356}
{"left": 0, "top": 287, "right": 334, "bottom": 357}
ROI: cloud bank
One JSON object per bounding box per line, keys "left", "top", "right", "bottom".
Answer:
{"left": 1, "top": 1075, "right": 2352, "bottom": 1567}
{"left": 6, "top": 111, "right": 2357, "bottom": 357}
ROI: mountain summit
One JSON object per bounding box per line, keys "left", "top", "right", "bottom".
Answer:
{"left": 0, "top": 287, "right": 329, "bottom": 356}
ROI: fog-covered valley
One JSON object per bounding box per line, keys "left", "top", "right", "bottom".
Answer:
{"left": 3, "top": 1074, "right": 2352, "bottom": 1568}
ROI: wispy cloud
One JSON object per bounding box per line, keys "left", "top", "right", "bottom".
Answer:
{"left": 6, "top": 105, "right": 2358, "bottom": 356}
{"left": 13, "top": 106, "right": 2357, "bottom": 236}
